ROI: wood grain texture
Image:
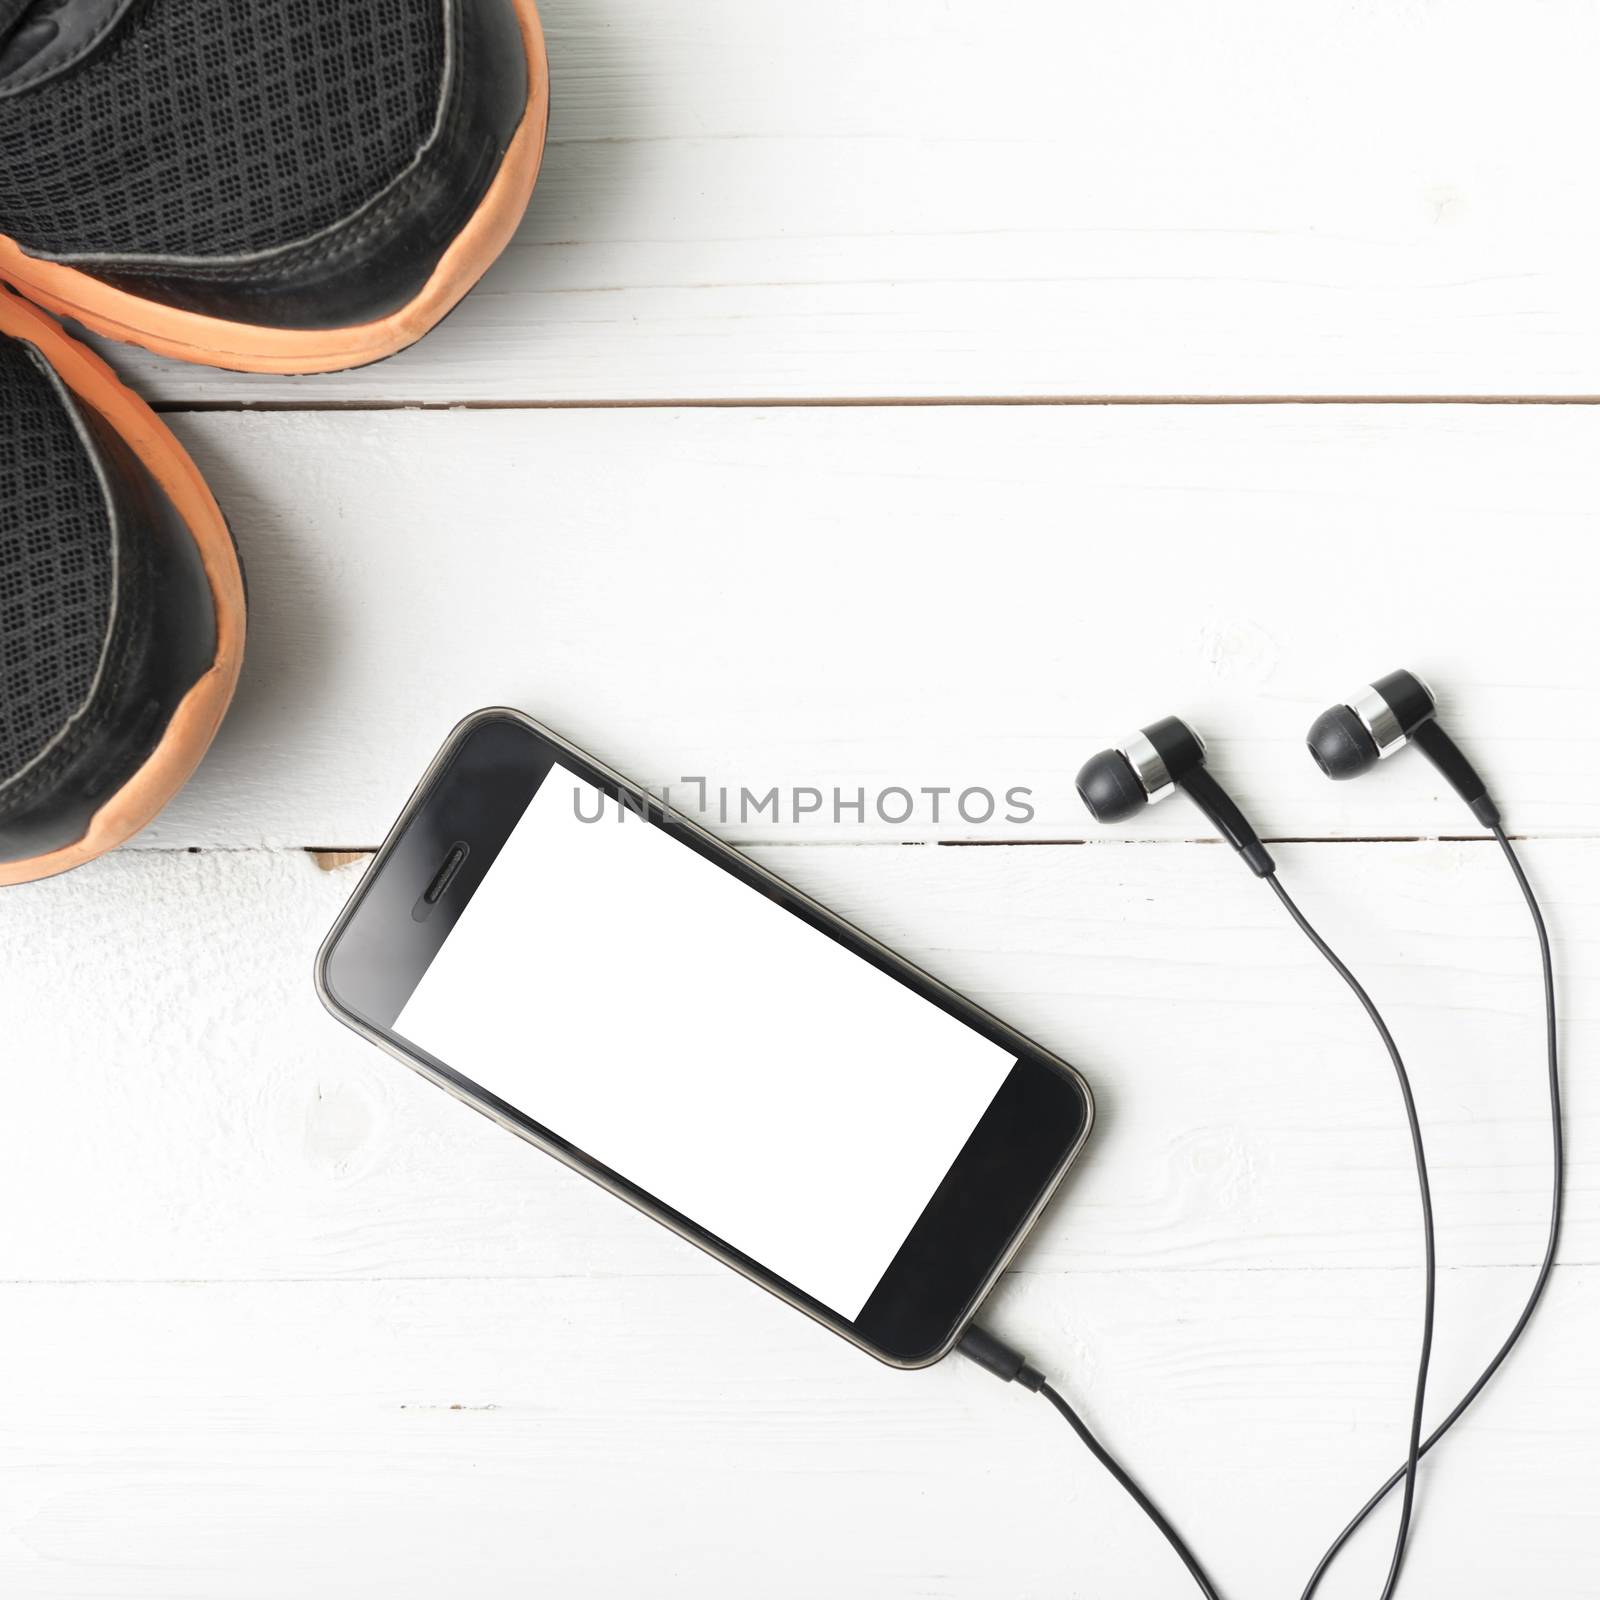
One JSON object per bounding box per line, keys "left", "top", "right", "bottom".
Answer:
{"left": 10, "top": 1, "right": 1600, "bottom": 1585}
{"left": 1, "top": 843, "right": 1581, "bottom": 1286}
{"left": 116, "top": 403, "right": 1600, "bottom": 850}
{"left": 77, "top": 0, "right": 1600, "bottom": 405}
{"left": 3, "top": 1269, "right": 1595, "bottom": 1599}
{"left": 1, "top": 829, "right": 1588, "bottom": 1595}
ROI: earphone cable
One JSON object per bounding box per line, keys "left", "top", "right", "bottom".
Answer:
{"left": 957, "top": 1324, "right": 1225, "bottom": 1600}
{"left": 1037, "top": 1379, "right": 1224, "bottom": 1600}
{"left": 1265, "top": 874, "right": 1435, "bottom": 1600}
{"left": 961, "top": 874, "right": 1437, "bottom": 1600}
{"left": 1297, "top": 826, "right": 1562, "bottom": 1599}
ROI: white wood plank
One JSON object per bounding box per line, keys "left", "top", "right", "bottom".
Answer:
{"left": 82, "top": 0, "right": 1600, "bottom": 404}
{"left": 1, "top": 842, "right": 1585, "bottom": 1284}
{"left": 1, "top": 1269, "right": 1593, "bottom": 1598}
{"left": 122, "top": 404, "right": 1600, "bottom": 848}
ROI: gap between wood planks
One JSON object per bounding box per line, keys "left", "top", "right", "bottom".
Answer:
{"left": 153, "top": 394, "right": 1600, "bottom": 414}
{"left": 297, "top": 835, "right": 1555, "bottom": 870}
{"left": 0, "top": 1261, "right": 1584, "bottom": 1284}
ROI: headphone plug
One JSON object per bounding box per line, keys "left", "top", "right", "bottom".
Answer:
{"left": 957, "top": 1325, "right": 1046, "bottom": 1391}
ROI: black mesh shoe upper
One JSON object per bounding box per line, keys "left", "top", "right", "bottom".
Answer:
{"left": 0, "top": 0, "right": 447, "bottom": 260}
{"left": 0, "top": 323, "right": 219, "bottom": 863}
{"left": 0, "top": 333, "right": 114, "bottom": 789}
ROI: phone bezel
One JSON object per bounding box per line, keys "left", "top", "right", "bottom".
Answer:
{"left": 315, "top": 709, "right": 1094, "bottom": 1368}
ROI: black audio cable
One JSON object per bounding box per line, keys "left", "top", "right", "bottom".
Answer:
{"left": 1267, "top": 873, "right": 1434, "bottom": 1600}
{"left": 1073, "top": 716, "right": 1437, "bottom": 1594}
{"left": 962, "top": 832, "right": 1559, "bottom": 1600}
{"left": 959, "top": 871, "right": 1436, "bottom": 1600}
{"left": 958, "top": 1325, "right": 1224, "bottom": 1600}
{"left": 1297, "top": 826, "right": 1562, "bottom": 1598}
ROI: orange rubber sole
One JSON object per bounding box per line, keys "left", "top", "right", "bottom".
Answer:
{"left": 0, "top": 292, "right": 247, "bottom": 886}
{"left": 0, "top": 0, "right": 549, "bottom": 375}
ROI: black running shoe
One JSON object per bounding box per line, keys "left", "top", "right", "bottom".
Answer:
{"left": 0, "top": 290, "right": 244, "bottom": 885}
{"left": 0, "top": 0, "right": 549, "bottom": 374}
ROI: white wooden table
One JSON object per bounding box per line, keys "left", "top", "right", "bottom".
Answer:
{"left": 2, "top": 3, "right": 1595, "bottom": 1595}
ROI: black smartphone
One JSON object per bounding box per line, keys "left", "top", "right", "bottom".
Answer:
{"left": 316, "top": 710, "right": 1093, "bottom": 1367}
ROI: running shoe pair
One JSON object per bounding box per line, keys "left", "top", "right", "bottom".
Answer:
{"left": 1, "top": 0, "right": 549, "bottom": 885}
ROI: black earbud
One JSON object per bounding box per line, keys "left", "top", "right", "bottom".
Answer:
{"left": 1075, "top": 715, "right": 1275, "bottom": 876}
{"left": 1307, "top": 668, "right": 1499, "bottom": 828}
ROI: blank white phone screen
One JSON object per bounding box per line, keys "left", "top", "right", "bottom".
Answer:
{"left": 395, "top": 778, "right": 1014, "bottom": 1320}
